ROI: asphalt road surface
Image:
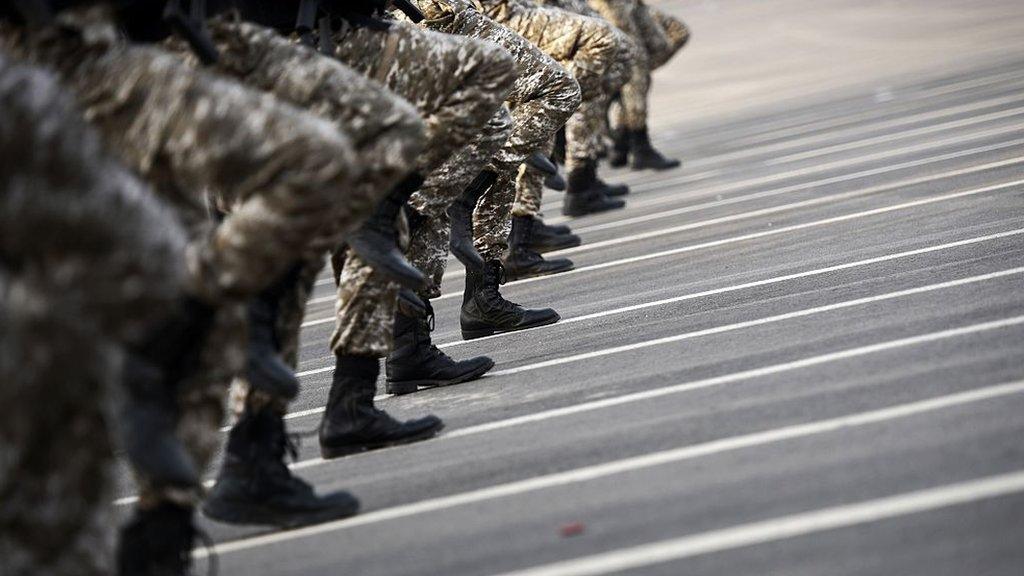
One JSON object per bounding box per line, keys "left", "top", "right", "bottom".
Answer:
{"left": 114, "top": 1, "right": 1024, "bottom": 574}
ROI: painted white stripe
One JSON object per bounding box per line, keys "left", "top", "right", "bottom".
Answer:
{"left": 434, "top": 228, "right": 1024, "bottom": 350}
{"left": 432, "top": 179, "right": 1023, "bottom": 300}
{"left": 686, "top": 96, "right": 1024, "bottom": 170}
{"left": 118, "top": 316, "right": 1024, "bottom": 507}
{"left": 200, "top": 378, "right": 1024, "bottom": 557}
{"left": 442, "top": 137, "right": 1024, "bottom": 282}
{"left": 568, "top": 137, "right": 1024, "bottom": 236}
{"left": 623, "top": 121, "right": 1022, "bottom": 208}
{"left": 731, "top": 71, "right": 1024, "bottom": 146}
{"left": 489, "top": 267, "right": 1024, "bottom": 377}
{"left": 765, "top": 106, "right": 1024, "bottom": 166}
{"left": 278, "top": 231, "right": 1024, "bottom": 426}
{"left": 544, "top": 156, "right": 1024, "bottom": 258}
{"left": 344, "top": 134, "right": 1024, "bottom": 290}
{"left": 494, "top": 468, "right": 1024, "bottom": 576}
{"left": 441, "top": 317, "right": 1024, "bottom": 439}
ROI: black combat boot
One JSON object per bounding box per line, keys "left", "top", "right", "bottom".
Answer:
{"left": 121, "top": 296, "right": 214, "bottom": 490}
{"left": 348, "top": 173, "right": 428, "bottom": 291}
{"left": 563, "top": 160, "right": 626, "bottom": 217}
{"left": 448, "top": 170, "right": 496, "bottom": 269}
{"left": 245, "top": 264, "right": 302, "bottom": 401}
{"left": 461, "top": 260, "right": 560, "bottom": 339}
{"left": 502, "top": 216, "right": 574, "bottom": 280}
{"left": 525, "top": 151, "right": 558, "bottom": 175}
{"left": 385, "top": 290, "right": 494, "bottom": 395}
{"left": 117, "top": 502, "right": 202, "bottom": 576}
{"left": 629, "top": 128, "right": 681, "bottom": 170}
{"left": 528, "top": 151, "right": 567, "bottom": 191}
{"left": 609, "top": 127, "right": 630, "bottom": 168}
{"left": 552, "top": 126, "right": 567, "bottom": 165}
{"left": 524, "top": 215, "right": 581, "bottom": 252}
{"left": 203, "top": 408, "right": 360, "bottom": 528}
{"left": 544, "top": 167, "right": 567, "bottom": 191}
{"left": 594, "top": 173, "right": 630, "bottom": 197}
{"left": 320, "top": 355, "right": 444, "bottom": 458}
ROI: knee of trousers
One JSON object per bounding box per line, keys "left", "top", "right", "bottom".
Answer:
{"left": 461, "top": 37, "right": 519, "bottom": 110}
{"left": 539, "top": 62, "right": 583, "bottom": 123}
{"left": 259, "top": 111, "right": 365, "bottom": 231}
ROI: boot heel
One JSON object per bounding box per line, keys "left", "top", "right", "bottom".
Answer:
{"left": 385, "top": 380, "right": 419, "bottom": 395}
{"left": 461, "top": 326, "right": 496, "bottom": 340}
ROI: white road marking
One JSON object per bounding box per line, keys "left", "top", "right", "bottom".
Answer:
{"left": 278, "top": 230, "right": 1024, "bottom": 425}
{"left": 543, "top": 156, "right": 1024, "bottom": 258}
{"left": 493, "top": 468, "right": 1024, "bottom": 576}
{"left": 622, "top": 122, "right": 1022, "bottom": 209}
{"left": 340, "top": 135, "right": 1024, "bottom": 289}
{"left": 689, "top": 96, "right": 1024, "bottom": 170}
{"left": 567, "top": 137, "right": 1024, "bottom": 236}
{"left": 432, "top": 179, "right": 1023, "bottom": 300}
{"left": 489, "top": 267, "right": 1024, "bottom": 376}
{"left": 730, "top": 71, "right": 1024, "bottom": 146}
{"left": 434, "top": 228, "right": 1024, "bottom": 350}
{"left": 764, "top": 105, "right": 1024, "bottom": 165}
{"left": 198, "top": 377, "right": 1024, "bottom": 557}
{"left": 117, "top": 316, "right": 1024, "bottom": 507}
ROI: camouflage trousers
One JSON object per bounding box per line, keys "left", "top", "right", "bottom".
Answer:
{"left": 589, "top": 0, "right": 689, "bottom": 130}
{"left": 167, "top": 17, "right": 430, "bottom": 417}
{"left": 326, "top": 17, "right": 516, "bottom": 359}
{"left": 1, "top": 6, "right": 366, "bottom": 506}
{"left": 481, "top": 0, "right": 634, "bottom": 217}
{"left": 417, "top": 0, "right": 582, "bottom": 261}
{"left": 0, "top": 56, "right": 187, "bottom": 576}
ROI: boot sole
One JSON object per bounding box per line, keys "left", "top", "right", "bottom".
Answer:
{"left": 385, "top": 359, "right": 496, "bottom": 395}
{"left": 202, "top": 498, "right": 359, "bottom": 529}
{"left": 527, "top": 238, "right": 583, "bottom": 253}
{"left": 320, "top": 421, "right": 445, "bottom": 460}
{"left": 505, "top": 263, "right": 575, "bottom": 282}
{"left": 461, "top": 312, "right": 560, "bottom": 340}
{"left": 563, "top": 203, "right": 624, "bottom": 217}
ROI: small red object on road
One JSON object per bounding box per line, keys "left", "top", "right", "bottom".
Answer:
{"left": 560, "top": 522, "right": 585, "bottom": 537}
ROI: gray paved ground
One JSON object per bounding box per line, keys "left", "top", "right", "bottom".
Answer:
{"left": 115, "top": 1, "right": 1024, "bottom": 573}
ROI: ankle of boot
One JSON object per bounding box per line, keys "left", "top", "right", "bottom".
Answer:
{"left": 335, "top": 354, "right": 380, "bottom": 380}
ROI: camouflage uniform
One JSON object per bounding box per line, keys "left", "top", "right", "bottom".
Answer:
{"left": 0, "top": 4, "right": 367, "bottom": 507}
{"left": 164, "top": 15, "right": 431, "bottom": 417}
{"left": 587, "top": 0, "right": 689, "bottom": 131}
{"left": 326, "top": 16, "right": 518, "bottom": 358}
{"left": 479, "top": 0, "right": 634, "bottom": 219}
{"left": 415, "top": 0, "right": 582, "bottom": 261}
{"left": 0, "top": 55, "right": 187, "bottom": 576}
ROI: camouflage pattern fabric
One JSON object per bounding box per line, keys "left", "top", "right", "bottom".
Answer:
{"left": 0, "top": 54, "right": 187, "bottom": 576}
{"left": 589, "top": 0, "right": 689, "bottom": 130}
{"left": 416, "top": 0, "right": 582, "bottom": 261}
{"left": 326, "top": 16, "right": 518, "bottom": 356}
{"left": 480, "top": 0, "right": 634, "bottom": 216}
{"left": 1, "top": 5, "right": 366, "bottom": 507}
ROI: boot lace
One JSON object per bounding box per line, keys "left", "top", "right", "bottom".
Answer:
{"left": 479, "top": 263, "right": 521, "bottom": 314}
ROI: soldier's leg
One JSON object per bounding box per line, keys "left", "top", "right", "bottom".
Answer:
{"left": 421, "top": 0, "right": 579, "bottom": 276}
{"left": 318, "top": 18, "right": 517, "bottom": 451}
{"left": 478, "top": 0, "right": 630, "bottom": 218}
{"left": 641, "top": 5, "right": 690, "bottom": 70}
{"left": 0, "top": 55, "right": 188, "bottom": 576}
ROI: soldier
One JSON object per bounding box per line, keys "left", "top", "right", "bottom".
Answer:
{"left": 0, "top": 0, "right": 413, "bottom": 571}
{"left": 471, "top": 0, "right": 635, "bottom": 286}
{"left": 158, "top": 0, "right": 515, "bottom": 527}
{"left": 588, "top": 0, "right": 690, "bottom": 169}
{"left": 0, "top": 53, "right": 190, "bottom": 576}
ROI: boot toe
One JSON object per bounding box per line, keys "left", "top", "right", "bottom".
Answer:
{"left": 348, "top": 235, "right": 428, "bottom": 291}
{"left": 519, "top": 307, "right": 561, "bottom": 329}
{"left": 544, "top": 172, "right": 567, "bottom": 191}
{"left": 248, "top": 354, "right": 301, "bottom": 400}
